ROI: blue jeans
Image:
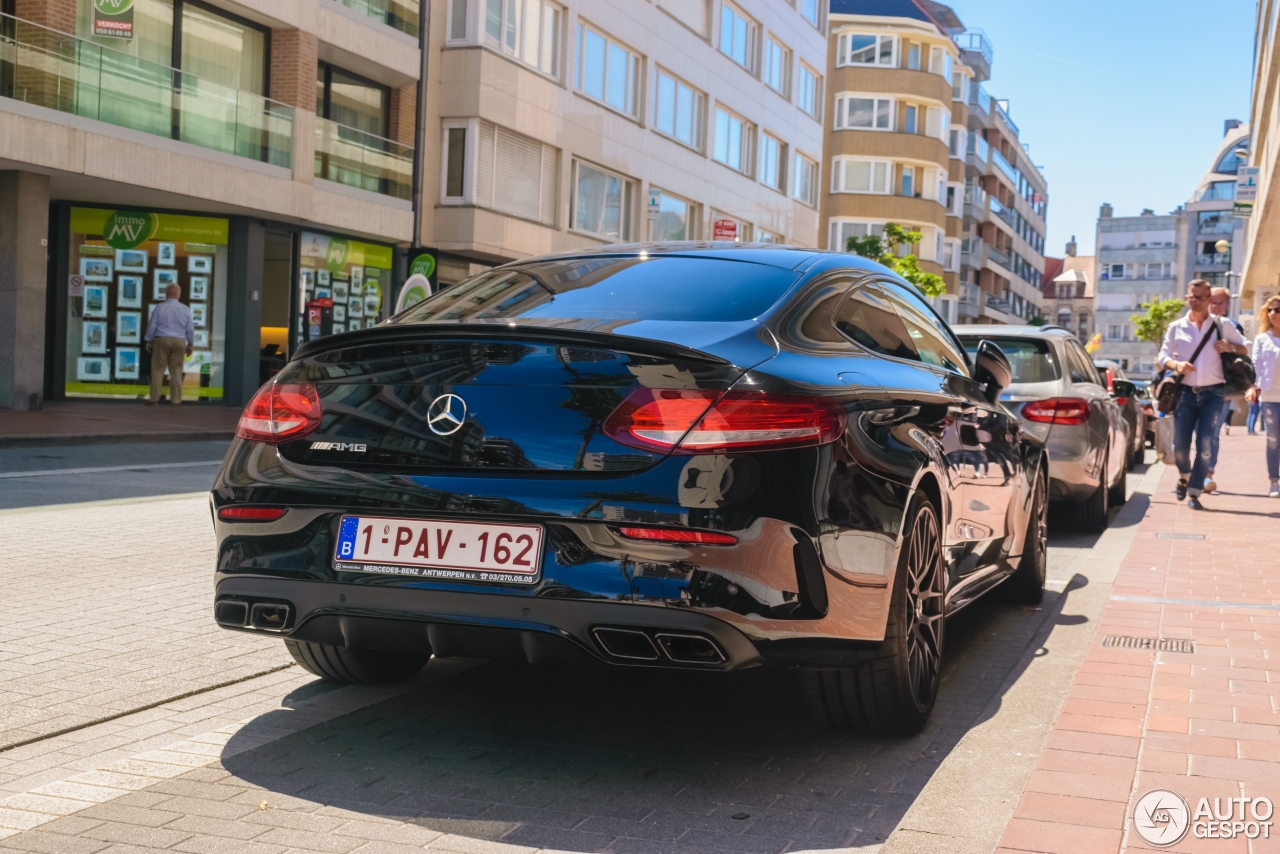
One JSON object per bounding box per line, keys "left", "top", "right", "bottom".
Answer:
{"left": 1264, "top": 403, "right": 1280, "bottom": 480}
{"left": 1174, "top": 384, "right": 1226, "bottom": 494}
{"left": 1208, "top": 399, "right": 1232, "bottom": 472}
{"left": 1248, "top": 401, "right": 1262, "bottom": 433}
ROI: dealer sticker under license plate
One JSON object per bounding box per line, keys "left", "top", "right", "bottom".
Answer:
{"left": 334, "top": 516, "right": 543, "bottom": 584}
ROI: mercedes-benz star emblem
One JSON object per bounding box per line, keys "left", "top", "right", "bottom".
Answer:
{"left": 427, "top": 393, "right": 467, "bottom": 436}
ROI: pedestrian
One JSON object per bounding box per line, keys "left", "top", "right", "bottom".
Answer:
{"left": 1156, "top": 279, "right": 1248, "bottom": 509}
{"left": 1245, "top": 295, "right": 1280, "bottom": 498}
{"left": 144, "top": 283, "right": 194, "bottom": 406}
{"left": 1203, "top": 287, "right": 1246, "bottom": 492}
{"left": 1247, "top": 399, "right": 1262, "bottom": 434}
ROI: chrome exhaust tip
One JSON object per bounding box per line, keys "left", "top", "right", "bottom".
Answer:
{"left": 655, "top": 633, "right": 726, "bottom": 664}
{"left": 592, "top": 627, "right": 660, "bottom": 661}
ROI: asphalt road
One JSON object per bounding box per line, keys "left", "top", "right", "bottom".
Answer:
{"left": 0, "top": 440, "right": 1144, "bottom": 852}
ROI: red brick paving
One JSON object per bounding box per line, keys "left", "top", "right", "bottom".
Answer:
{"left": 997, "top": 434, "right": 1280, "bottom": 854}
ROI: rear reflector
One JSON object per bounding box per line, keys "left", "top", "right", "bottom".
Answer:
{"left": 1022, "top": 397, "right": 1091, "bottom": 426}
{"left": 617, "top": 527, "right": 737, "bottom": 545}
{"left": 218, "top": 506, "right": 287, "bottom": 521}
{"left": 236, "top": 383, "right": 322, "bottom": 444}
{"left": 1115, "top": 397, "right": 1129, "bottom": 406}
{"left": 603, "top": 389, "right": 845, "bottom": 454}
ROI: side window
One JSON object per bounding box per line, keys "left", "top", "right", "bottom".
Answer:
{"left": 834, "top": 285, "right": 919, "bottom": 361}
{"left": 1065, "top": 343, "right": 1097, "bottom": 385}
{"left": 880, "top": 283, "right": 970, "bottom": 376}
{"left": 795, "top": 281, "right": 854, "bottom": 346}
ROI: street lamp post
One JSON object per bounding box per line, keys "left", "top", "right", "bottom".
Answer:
{"left": 1216, "top": 238, "right": 1243, "bottom": 320}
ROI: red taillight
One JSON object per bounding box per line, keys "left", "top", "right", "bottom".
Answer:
{"left": 1022, "top": 398, "right": 1091, "bottom": 426}
{"left": 236, "top": 383, "right": 322, "bottom": 444}
{"left": 218, "top": 506, "right": 287, "bottom": 521}
{"left": 1116, "top": 397, "right": 1129, "bottom": 406}
{"left": 603, "top": 389, "right": 846, "bottom": 454}
{"left": 617, "top": 527, "right": 738, "bottom": 545}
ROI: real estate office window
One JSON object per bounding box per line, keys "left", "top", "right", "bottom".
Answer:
{"left": 577, "top": 23, "right": 642, "bottom": 118}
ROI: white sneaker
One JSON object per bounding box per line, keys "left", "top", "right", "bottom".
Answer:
{"left": 1203, "top": 477, "right": 1217, "bottom": 494}
{"left": 1271, "top": 481, "right": 1280, "bottom": 498}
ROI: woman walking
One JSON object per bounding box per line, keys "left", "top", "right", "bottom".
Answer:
{"left": 1247, "top": 295, "right": 1280, "bottom": 498}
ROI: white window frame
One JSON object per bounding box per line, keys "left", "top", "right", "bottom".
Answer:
{"left": 831, "top": 156, "right": 893, "bottom": 195}
{"left": 576, "top": 22, "right": 642, "bottom": 119}
{"left": 482, "top": 0, "right": 564, "bottom": 78}
{"left": 758, "top": 133, "right": 785, "bottom": 191}
{"left": 713, "top": 106, "right": 753, "bottom": 175}
{"left": 833, "top": 93, "right": 895, "bottom": 131}
{"left": 944, "top": 237, "right": 961, "bottom": 272}
{"left": 829, "top": 218, "right": 886, "bottom": 252}
{"left": 446, "top": 0, "right": 471, "bottom": 43}
{"left": 800, "top": 0, "right": 819, "bottom": 27}
{"left": 928, "top": 45, "right": 953, "bottom": 80}
{"left": 647, "top": 187, "right": 700, "bottom": 242}
{"left": 570, "top": 159, "right": 635, "bottom": 241}
{"left": 719, "top": 1, "right": 758, "bottom": 73}
{"left": 652, "top": 67, "right": 705, "bottom": 151}
{"left": 797, "top": 62, "right": 821, "bottom": 120}
{"left": 762, "top": 34, "right": 790, "bottom": 97}
{"left": 756, "top": 227, "right": 783, "bottom": 244}
{"left": 947, "top": 181, "right": 963, "bottom": 217}
{"left": 440, "top": 118, "right": 479, "bottom": 204}
{"left": 710, "top": 210, "right": 752, "bottom": 242}
{"left": 836, "top": 31, "right": 897, "bottom": 67}
{"left": 792, "top": 151, "right": 817, "bottom": 207}
{"left": 924, "top": 105, "right": 949, "bottom": 142}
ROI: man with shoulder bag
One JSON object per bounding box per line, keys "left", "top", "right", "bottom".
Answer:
{"left": 1155, "top": 280, "right": 1249, "bottom": 509}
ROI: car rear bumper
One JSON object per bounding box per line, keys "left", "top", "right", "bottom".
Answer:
{"left": 214, "top": 574, "right": 879, "bottom": 672}
{"left": 1041, "top": 429, "right": 1100, "bottom": 502}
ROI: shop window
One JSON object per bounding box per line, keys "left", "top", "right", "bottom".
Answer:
{"left": 317, "top": 62, "right": 390, "bottom": 139}
{"left": 296, "top": 232, "right": 394, "bottom": 344}
{"left": 65, "top": 207, "right": 228, "bottom": 400}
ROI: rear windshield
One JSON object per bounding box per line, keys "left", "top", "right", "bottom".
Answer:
{"left": 959, "top": 337, "right": 1061, "bottom": 384}
{"left": 391, "top": 256, "right": 799, "bottom": 325}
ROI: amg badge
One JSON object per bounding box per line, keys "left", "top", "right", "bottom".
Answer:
{"left": 309, "top": 441, "right": 368, "bottom": 452}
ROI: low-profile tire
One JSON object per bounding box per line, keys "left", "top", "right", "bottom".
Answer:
{"left": 1077, "top": 452, "right": 1110, "bottom": 533}
{"left": 1006, "top": 464, "right": 1048, "bottom": 604}
{"left": 799, "top": 494, "right": 945, "bottom": 736}
{"left": 1108, "top": 461, "right": 1128, "bottom": 507}
{"left": 285, "top": 639, "right": 428, "bottom": 684}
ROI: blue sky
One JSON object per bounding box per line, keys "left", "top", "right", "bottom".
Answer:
{"left": 950, "top": 0, "right": 1257, "bottom": 257}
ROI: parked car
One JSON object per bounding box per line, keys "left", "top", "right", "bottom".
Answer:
{"left": 211, "top": 245, "right": 1049, "bottom": 737}
{"left": 954, "top": 325, "right": 1128, "bottom": 532}
{"left": 1132, "top": 380, "right": 1156, "bottom": 447}
{"left": 1094, "top": 359, "right": 1147, "bottom": 469}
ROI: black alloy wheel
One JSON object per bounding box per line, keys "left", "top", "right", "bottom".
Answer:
{"left": 1006, "top": 464, "right": 1048, "bottom": 604}
{"left": 800, "top": 496, "right": 946, "bottom": 735}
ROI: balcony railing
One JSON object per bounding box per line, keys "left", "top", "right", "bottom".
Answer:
{"left": 987, "top": 245, "right": 1012, "bottom": 270}
{"left": 1196, "top": 219, "right": 1236, "bottom": 235}
{"left": 993, "top": 99, "right": 1019, "bottom": 135}
{"left": 969, "top": 81, "right": 991, "bottom": 114}
{"left": 966, "top": 131, "right": 989, "bottom": 164}
{"left": 335, "top": 0, "right": 420, "bottom": 37}
{"left": 314, "top": 117, "right": 413, "bottom": 200}
{"left": 953, "top": 30, "right": 993, "bottom": 65}
{"left": 963, "top": 179, "right": 986, "bottom": 206}
{"left": 992, "top": 147, "right": 1019, "bottom": 184}
{"left": 0, "top": 12, "right": 293, "bottom": 167}
{"left": 1195, "top": 253, "right": 1231, "bottom": 266}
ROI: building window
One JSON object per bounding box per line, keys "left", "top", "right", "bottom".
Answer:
{"left": 903, "top": 105, "right": 917, "bottom": 134}
{"left": 801, "top": 0, "right": 818, "bottom": 25}
{"left": 798, "top": 64, "right": 821, "bottom": 119}
{"left": 317, "top": 62, "right": 389, "bottom": 138}
{"left": 924, "top": 106, "right": 949, "bottom": 142}
{"left": 834, "top": 94, "right": 893, "bottom": 131}
{"left": 837, "top": 32, "right": 896, "bottom": 67}
{"left": 829, "top": 220, "right": 884, "bottom": 252}
{"left": 719, "top": 2, "right": 757, "bottom": 72}
{"left": 1107, "top": 263, "right": 1127, "bottom": 279}
{"left": 442, "top": 124, "right": 468, "bottom": 199}
{"left": 713, "top": 108, "right": 751, "bottom": 174}
{"left": 763, "top": 36, "right": 790, "bottom": 96}
{"left": 907, "top": 43, "right": 920, "bottom": 70}
{"left": 474, "top": 120, "right": 559, "bottom": 226}
{"left": 484, "top": 0, "right": 563, "bottom": 76}
{"left": 576, "top": 23, "right": 641, "bottom": 117}
{"left": 951, "top": 70, "right": 965, "bottom": 100}
{"left": 832, "top": 158, "right": 892, "bottom": 194}
{"left": 660, "top": 0, "right": 710, "bottom": 37}
{"left": 648, "top": 189, "right": 698, "bottom": 241}
{"left": 711, "top": 211, "right": 752, "bottom": 241}
{"left": 901, "top": 166, "right": 914, "bottom": 197}
{"left": 757, "top": 228, "right": 782, "bottom": 244}
{"left": 928, "top": 45, "right": 952, "bottom": 79}
{"left": 758, "top": 134, "right": 784, "bottom": 190}
{"left": 572, "top": 160, "right": 633, "bottom": 239}
{"left": 654, "top": 69, "right": 704, "bottom": 149}
{"left": 792, "top": 152, "right": 817, "bottom": 206}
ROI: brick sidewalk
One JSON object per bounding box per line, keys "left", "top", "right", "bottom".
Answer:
{"left": 998, "top": 433, "right": 1280, "bottom": 854}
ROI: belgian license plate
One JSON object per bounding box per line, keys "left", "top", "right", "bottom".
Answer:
{"left": 334, "top": 516, "right": 543, "bottom": 584}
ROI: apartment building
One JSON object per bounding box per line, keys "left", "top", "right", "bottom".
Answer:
{"left": 1094, "top": 204, "right": 1188, "bottom": 375}
{"left": 1184, "top": 121, "right": 1250, "bottom": 311}
{"left": 1042, "top": 237, "right": 1095, "bottom": 344}
{"left": 820, "top": 0, "right": 1048, "bottom": 326}
{"left": 1241, "top": 0, "right": 1280, "bottom": 314}
{"left": 0, "top": 0, "right": 423, "bottom": 408}
{"left": 420, "top": 0, "right": 827, "bottom": 286}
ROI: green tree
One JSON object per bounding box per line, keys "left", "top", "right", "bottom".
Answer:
{"left": 1131, "top": 298, "right": 1186, "bottom": 345}
{"left": 1028, "top": 316, "right": 1047, "bottom": 327}
{"left": 846, "top": 223, "right": 947, "bottom": 298}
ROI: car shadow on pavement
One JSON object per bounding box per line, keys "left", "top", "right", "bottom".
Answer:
{"left": 220, "top": 582, "right": 1086, "bottom": 852}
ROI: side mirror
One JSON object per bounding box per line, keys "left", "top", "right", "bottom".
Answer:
{"left": 1112, "top": 380, "right": 1138, "bottom": 400}
{"left": 973, "top": 339, "right": 1012, "bottom": 404}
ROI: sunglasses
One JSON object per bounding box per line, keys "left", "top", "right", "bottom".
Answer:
{"left": 1269, "top": 307, "right": 1280, "bottom": 314}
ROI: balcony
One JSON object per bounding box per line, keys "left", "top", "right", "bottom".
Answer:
{"left": 992, "top": 147, "right": 1019, "bottom": 185}
{"left": 968, "top": 82, "right": 991, "bottom": 119}
{"left": 961, "top": 237, "right": 986, "bottom": 269}
{"left": 335, "top": 0, "right": 420, "bottom": 36}
{"left": 953, "top": 30, "right": 993, "bottom": 65}
{"left": 989, "top": 195, "right": 1017, "bottom": 230}
{"left": 987, "top": 245, "right": 1012, "bottom": 271}
{"left": 993, "top": 99, "right": 1019, "bottom": 136}
{"left": 0, "top": 12, "right": 293, "bottom": 167}
{"left": 314, "top": 117, "right": 413, "bottom": 200}
{"left": 965, "top": 131, "right": 990, "bottom": 173}
{"left": 1195, "top": 253, "right": 1231, "bottom": 267}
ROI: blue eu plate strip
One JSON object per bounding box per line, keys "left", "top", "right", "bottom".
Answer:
{"left": 336, "top": 516, "right": 360, "bottom": 561}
